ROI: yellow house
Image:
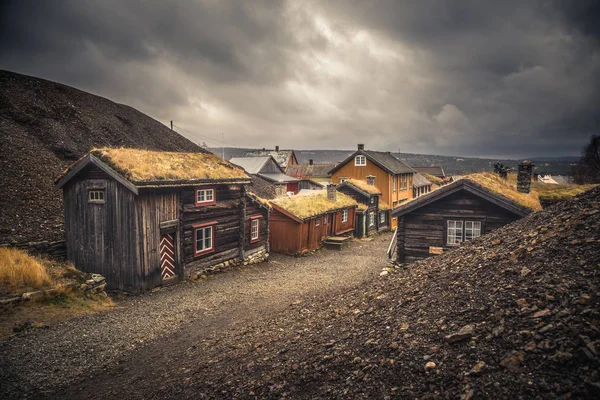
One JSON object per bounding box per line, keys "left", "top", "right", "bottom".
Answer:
{"left": 329, "top": 144, "right": 416, "bottom": 228}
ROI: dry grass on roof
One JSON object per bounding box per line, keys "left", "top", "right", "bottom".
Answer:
{"left": 379, "top": 201, "right": 391, "bottom": 211}
{"left": 271, "top": 192, "right": 357, "bottom": 220}
{"left": 461, "top": 172, "right": 542, "bottom": 211}
{"left": 345, "top": 179, "right": 381, "bottom": 195}
{"left": 422, "top": 173, "right": 445, "bottom": 186}
{"left": 91, "top": 148, "right": 248, "bottom": 182}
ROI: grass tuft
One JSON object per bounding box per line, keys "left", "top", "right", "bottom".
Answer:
{"left": 0, "top": 247, "right": 51, "bottom": 290}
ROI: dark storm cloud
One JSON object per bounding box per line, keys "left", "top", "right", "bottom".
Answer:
{"left": 1, "top": 0, "right": 598, "bottom": 157}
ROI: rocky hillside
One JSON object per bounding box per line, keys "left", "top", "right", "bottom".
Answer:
{"left": 0, "top": 70, "right": 204, "bottom": 244}
{"left": 163, "top": 186, "right": 599, "bottom": 398}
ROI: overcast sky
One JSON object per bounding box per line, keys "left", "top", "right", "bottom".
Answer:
{"left": 1, "top": 1, "right": 598, "bottom": 158}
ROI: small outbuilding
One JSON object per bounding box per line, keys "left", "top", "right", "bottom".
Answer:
{"left": 230, "top": 155, "right": 300, "bottom": 195}
{"left": 269, "top": 185, "right": 357, "bottom": 255}
{"left": 336, "top": 179, "right": 387, "bottom": 238}
{"left": 56, "top": 148, "right": 270, "bottom": 293}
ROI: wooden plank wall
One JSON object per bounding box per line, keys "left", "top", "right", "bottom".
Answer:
{"left": 244, "top": 199, "right": 269, "bottom": 252}
{"left": 63, "top": 175, "right": 139, "bottom": 292}
{"left": 397, "top": 190, "right": 521, "bottom": 263}
{"left": 269, "top": 209, "right": 301, "bottom": 255}
{"left": 138, "top": 188, "right": 179, "bottom": 290}
{"left": 333, "top": 207, "right": 356, "bottom": 235}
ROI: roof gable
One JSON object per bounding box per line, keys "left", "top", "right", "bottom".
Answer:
{"left": 338, "top": 179, "right": 382, "bottom": 197}
{"left": 243, "top": 149, "right": 296, "bottom": 169}
{"left": 412, "top": 166, "right": 445, "bottom": 177}
{"left": 229, "top": 156, "right": 283, "bottom": 174}
{"left": 413, "top": 173, "right": 432, "bottom": 188}
{"left": 286, "top": 164, "right": 334, "bottom": 178}
{"left": 329, "top": 150, "right": 415, "bottom": 175}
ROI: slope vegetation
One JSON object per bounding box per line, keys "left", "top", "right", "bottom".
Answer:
{"left": 0, "top": 70, "right": 204, "bottom": 244}
{"left": 168, "top": 186, "right": 599, "bottom": 399}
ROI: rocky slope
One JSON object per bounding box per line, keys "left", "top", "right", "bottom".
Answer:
{"left": 159, "top": 186, "right": 599, "bottom": 399}
{"left": 0, "top": 70, "right": 204, "bottom": 244}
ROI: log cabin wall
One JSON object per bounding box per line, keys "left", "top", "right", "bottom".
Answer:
{"left": 333, "top": 207, "right": 356, "bottom": 235}
{"left": 244, "top": 197, "right": 270, "bottom": 254}
{"left": 138, "top": 188, "right": 180, "bottom": 290}
{"left": 180, "top": 184, "right": 244, "bottom": 277}
{"left": 63, "top": 170, "right": 140, "bottom": 292}
{"left": 396, "top": 189, "right": 522, "bottom": 263}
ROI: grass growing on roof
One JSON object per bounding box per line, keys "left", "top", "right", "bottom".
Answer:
{"left": 462, "top": 172, "right": 542, "bottom": 211}
{"left": 379, "top": 201, "right": 391, "bottom": 211}
{"left": 532, "top": 182, "right": 598, "bottom": 202}
{"left": 422, "top": 173, "right": 444, "bottom": 186}
{"left": 271, "top": 192, "right": 357, "bottom": 220}
{"left": 345, "top": 179, "right": 381, "bottom": 195}
{"left": 91, "top": 148, "right": 248, "bottom": 182}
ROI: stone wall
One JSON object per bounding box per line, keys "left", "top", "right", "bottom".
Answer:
{"left": 191, "top": 246, "right": 269, "bottom": 279}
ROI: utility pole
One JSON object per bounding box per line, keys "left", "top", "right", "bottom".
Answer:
{"left": 222, "top": 133, "right": 225, "bottom": 159}
{"left": 170, "top": 120, "right": 173, "bottom": 130}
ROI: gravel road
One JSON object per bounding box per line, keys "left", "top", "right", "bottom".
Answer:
{"left": 0, "top": 234, "right": 390, "bottom": 399}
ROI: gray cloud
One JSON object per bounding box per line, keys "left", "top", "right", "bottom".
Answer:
{"left": 1, "top": 0, "right": 598, "bottom": 158}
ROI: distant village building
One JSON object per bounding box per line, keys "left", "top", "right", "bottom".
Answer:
{"left": 230, "top": 155, "right": 300, "bottom": 195}
{"left": 412, "top": 173, "right": 432, "bottom": 198}
{"left": 287, "top": 160, "right": 335, "bottom": 184}
{"left": 412, "top": 166, "right": 446, "bottom": 179}
{"left": 390, "top": 173, "right": 541, "bottom": 264}
{"left": 56, "top": 148, "right": 270, "bottom": 293}
{"left": 243, "top": 146, "right": 298, "bottom": 172}
{"left": 328, "top": 144, "right": 417, "bottom": 228}
{"left": 336, "top": 179, "right": 389, "bottom": 237}
{"left": 269, "top": 186, "right": 357, "bottom": 255}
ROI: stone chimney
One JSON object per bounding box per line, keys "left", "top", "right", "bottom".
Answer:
{"left": 327, "top": 184, "right": 337, "bottom": 202}
{"left": 309, "top": 159, "right": 313, "bottom": 166}
{"left": 517, "top": 160, "right": 534, "bottom": 194}
{"left": 274, "top": 184, "right": 287, "bottom": 198}
{"left": 358, "top": 144, "right": 365, "bottom": 151}
{"left": 275, "top": 145, "right": 280, "bottom": 152}
{"left": 367, "top": 175, "right": 375, "bottom": 186}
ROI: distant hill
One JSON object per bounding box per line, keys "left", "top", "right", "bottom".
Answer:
{"left": 209, "top": 147, "right": 575, "bottom": 176}
{"left": 0, "top": 70, "right": 205, "bottom": 244}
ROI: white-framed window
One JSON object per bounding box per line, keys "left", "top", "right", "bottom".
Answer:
{"left": 251, "top": 219, "right": 260, "bottom": 241}
{"left": 369, "top": 211, "right": 375, "bottom": 227}
{"left": 194, "top": 224, "right": 215, "bottom": 255}
{"left": 355, "top": 155, "right": 366, "bottom": 166}
{"left": 342, "top": 209, "right": 348, "bottom": 223}
{"left": 88, "top": 189, "right": 105, "bottom": 203}
{"left": 195, "top": 188, "right": 215, "bottom": 206}
{"left": 324, "top": 214, "right": 329, "bottom": 225}
{"left": 370, "top": 197, "right": 375, "bottom": 205}
{"left": 392, "top": 176, "right": 397, "bottom": 192}
{"left": 379, "top": 212, "right": 386, "bottom": 224}
{"left": 315, "top": 217, "right": 320, "bottom": 226}
{"left": 465, "top": 221, "right": 482, "bottom": 241}
{"left": 340, "top": 177, "right": 349, "bottom": 183}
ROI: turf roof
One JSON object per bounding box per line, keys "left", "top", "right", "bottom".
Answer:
{"left": 344, "top": 179, "right": 382, "bottom": 195}
{"left": 271, "top": 192, "right": 357, "bottom": 220}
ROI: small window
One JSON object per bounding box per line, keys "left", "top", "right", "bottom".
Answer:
{"left": 251, "top": 219, "right": 260, "bottom": 242}
{"left": 369, "top": 211, "right": 375, "bottom": 227}
{"left": 392, "top": 176, "right": 397, "bottom": 192}
{"left": 195, "top": 188, "right": 216, "bottom": 206}
{"left": 340, "top": 177, "right": 349, "bottom": 183}
{"left": 324, "top": 214, "right": 329, "bottom": 225}
{"left": 465, "top": 221, "right": 482, "bottom": 241}
{"left": 194, "top": 224, "right": 215, "bottom": 255}
{"left": 447, "top": 220, "right": 464, "bottom": 245}
{"left": 88, "top": 189, "right": 105, "bottom": 203}
{"left": 355, "top": 155, "right": 366, "bottom": 166}
{"left": 379, "top": 212, "right": 386, "bottom": 224}
{"left": 370, "top": 197, "right": 375, "bottom": 205}
{"left": 342, "top": 209, "right": 348, "bottom": 223}
{"left": 315, "top": 218, "right": 320, "bottom": 226}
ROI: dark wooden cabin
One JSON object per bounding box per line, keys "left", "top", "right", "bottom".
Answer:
{"left": 269, "top": 185, "right": 357, "bottom": 255}
{"left": 390, "top": 175, "right": 540, "bottom": 264}
{"left": 336, "top": 179, "right": 387, "bottom": 238}
{"left": 56, "top": 148, "right": 269, "bottom": 293}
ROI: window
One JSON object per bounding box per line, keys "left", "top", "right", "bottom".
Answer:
{"left": 195, "top": 187, "right": 216, "bottom": 206}
{"left": 324, "top": 214, "right": 329, "bottom": 225}
{"left": 88, "top": 189, "right": 105, "bottom": 203}
{"left": 340, "top": 177, "right": 349, "bottom": 183}
{"left": 315, "top": 217, "right": 320, "bottom": 226}
{"left": 447, "top": 220, "right": 463, "bottom": 245}
{"left": 250, "top": 218, "right": 260, "bottom": 242}
{"left": 446, "top": 220, "right": 482, "bottom": 245}
{"left": 194, "top": 222, "right": 216, "bottom": 256}
{"left": 392, "top": 201, "right": 398, "bottom": 208}
{"left": 369, "top": 211, "right": 375, "bottom": 227}
{"left": 380, "top": 212, "right": 386, "bottom": 224}
{"left": 342, "top": 209, "right": 348, "bottom": 223}
{"left": 399, "top": 174, "right": 407, "bottom": 190}
{"left": 370, "top": 197, "right": 375, "bottom": 205}
{"left": 392, "top": 176, "right": 397, "bottom": 192}
{"left": 355, "top": 155, "right": 366, "bottom": 166}
{"left": 465, "top": 221, "right": 482, "bottom": 241}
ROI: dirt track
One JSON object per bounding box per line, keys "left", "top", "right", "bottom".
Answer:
{"left": 0, "top": 234, "right": 391, "bottom": 399}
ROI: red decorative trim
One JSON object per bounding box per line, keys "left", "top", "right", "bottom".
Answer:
{"left": 192, "top": 220, "right": 218, "bottom": 229}
{"left": 194, "top": 186, "right": 216, "bottom": 207}
{"left": 193, "top": 222, "right": 217, "bottom": 256}
{"left": 249, "top": 214, "right": 262, "bottom": 220}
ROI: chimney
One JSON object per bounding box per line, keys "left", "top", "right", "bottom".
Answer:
{"left": 358, "top": 144, "right": 365, "bottom": 151}
{"left": 262, "top": 147, "right": 266, "bottom": 151}
{"left": 327, "top": 184, "right": 337, "bottom": 202}
{"left": 309, "top": 159, "right": 313, "bottom": 166}
{"left": 275, "top": 145, "right": 280, "bottom": 152}
{"left": 367, "top": 175, "right": 375, "bottom": 186}
{"left": 517, "top": 160, "right": 534, "bottom": 194}
{"left": 274, "top": 184, "right": 287, "bottom": 198}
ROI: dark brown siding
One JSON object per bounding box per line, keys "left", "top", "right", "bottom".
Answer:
{"left": 396, "top": 189, "right": 522, "bottom": 263}
{"left": 244, "top": 199, "right": 270, "bottom": 252}
{"left": 333, "top": 207, "right": 356, "bottom": 235}
{"left": 269, "top": 209, "right": 301, "bottom": 255}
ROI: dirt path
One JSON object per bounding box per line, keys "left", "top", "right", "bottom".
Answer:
{"left": 0, "top": 234, "right": 391, "bottom": 399}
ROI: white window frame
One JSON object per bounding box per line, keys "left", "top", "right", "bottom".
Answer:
{"left": 340, "top": 177, "right": 349, "bottom": 183}
{"left": 251, "top": 219, "right": 260, "bottom": 241}
{"left": 194, "top": 225, "right": 214, "bottom": 255}
{"left": 447, "top": 220, "right": 482, "bottom": 245}
{"left": 315, "top": 217, "right": 320, "bottom": 226}
{"left": 379, "top": 212, "right": 386, "bottom": 224}
{"left": 355, "top": 155, "right": 366, "bottom": 166}
{"left": 196, "top": 188, "right": 215, "bottom": 205}
{"left": 465, "top": 221, "right": 482, "bottom": 241}
{"left": 88, "top": 189, "right": 105, "bottom": 203}
{"left": 392, "top": 175, "right": 397, "bottom": 192}
{"left": 342, "top": 209, "right": 348, "bottom": 223}
{"left": 369, "top": 211, "right": 375, "bottom": 227}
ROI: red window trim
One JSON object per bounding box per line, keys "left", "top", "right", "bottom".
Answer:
{"left": 249, "top": 215, "right": 262, "bottom": 243}
{"left": 194, "top": 186, "right": 216, "bottom": 207}
{"left": 193, "top": 221, "right": 218, "bottom": 257}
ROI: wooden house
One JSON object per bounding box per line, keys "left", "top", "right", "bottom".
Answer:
{"left": 413, "top": 173, "right": 432, "bottom": 198}
{"left": 269, "top": 185, "right": 357, "bottom": 255}
{"left": 336, "top": 179, "right": 388, "bottom": 237}
{"left": 412, "top": 166, "right": 446, "bottom": 179}
{"left": 56, "top": 148, "right": 270, "bottom": 293}
{"left": 243, "top": 146, "right": 299, "bottom": 172}
{"left": 287, "top": 160, "right": 335, "bottom": 184}
{"left": 329, "top": 144, "right": 416, "bottom": 228}
{"left": 230, "top": 156, "right": 300, "bottom": 195}
{"left": 390, "top": 173, "right": 541, "bottom": 264}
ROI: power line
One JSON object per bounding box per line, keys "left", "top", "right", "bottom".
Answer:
{"left": 172, "top": 124, "right": 242, "bottom": 148}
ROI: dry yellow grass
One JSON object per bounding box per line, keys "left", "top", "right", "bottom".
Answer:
{"left": 90, "top": 148, "right": 248, "bottom": 182}
{"left": 461, "top": 172, "right": 542, "bottom": 211}
{"left": 422, "top": 173, "right": 445, "bottom": 186}
{"left": 0, "top": 247, "right": 51, "bottom": 290}
{"left": 532, "top": 182, "right": 597, "bottom": 202}
{"left": 271, "top": 192, "right": 357, "bottom": 219}
{"left": 345, "top": 179, "right": 382, "bottom": 195}
{"left": 379, "top": 201, "right": 391, "bottom": 211}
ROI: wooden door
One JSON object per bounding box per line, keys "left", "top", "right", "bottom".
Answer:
{"left": 159, "top": 232, "right": 177, "bottom": 282}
